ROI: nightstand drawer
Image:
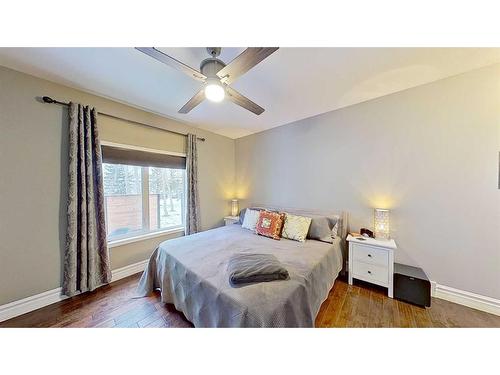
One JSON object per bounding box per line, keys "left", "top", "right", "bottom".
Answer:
{"left": 352, "top": 261, "right": 388, "bottom": 285}
{"left": 352, "top": 243, "right": 388, "bottom": 266}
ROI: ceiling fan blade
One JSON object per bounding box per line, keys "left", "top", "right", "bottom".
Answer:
{"left": 178, "top": 88, "right": 206, "bottom": 114}
{"left": 225, "top": 86, "right": 265, "bottom": 115}
{"left": 136, "top": 47, "right": 207, "bottom": 82}
{"left": 216, "top": 47, "right": 279, "bottom": 85}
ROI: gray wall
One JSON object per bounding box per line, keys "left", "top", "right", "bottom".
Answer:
{"left": 0, "top": 66, "right": 235, "bottom": 305}
{"left": 236, "top": 64, "right": 500, "bottom": 299}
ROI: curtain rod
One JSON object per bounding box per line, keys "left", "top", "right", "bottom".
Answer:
{"left": 41, "top": 96, "right": 206, "bottom": 142}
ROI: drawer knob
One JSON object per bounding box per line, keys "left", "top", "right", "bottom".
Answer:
{"left": 368, "top": 254, "right": 372, "bottom": 257}
{"left": 367, "top": 271, "right": 372, "bottom": 274}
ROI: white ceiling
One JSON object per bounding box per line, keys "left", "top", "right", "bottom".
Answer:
{"left": 1, "top": 47, "right": 499, "bottom": 139}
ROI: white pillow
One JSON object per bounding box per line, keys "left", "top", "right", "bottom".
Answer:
{"left": 241, "top": 209, "right": 260, "bottom": 231}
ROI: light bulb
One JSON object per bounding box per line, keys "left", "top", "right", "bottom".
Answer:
{"left": 204, "top": 80, "right": 225, "bottom": 102}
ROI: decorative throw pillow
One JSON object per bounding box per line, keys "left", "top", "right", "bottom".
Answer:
{"left": 307, "top": 216, "right": 339, "bottom": 243}
{"left": 241, "top": 209, "right": 260, "bottom": 231}
{"left": 255, "top": 211, "right": 285, "bottom": 240}
{"left": 281, "top": 213, "right": 312, "bottom": 242}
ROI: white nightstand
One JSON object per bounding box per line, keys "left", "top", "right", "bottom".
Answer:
{"left": 224, "top": 216, "right": 240, "bottom": 226}
{"left": 347, "top": 234, "right": 397, "bottom": 298}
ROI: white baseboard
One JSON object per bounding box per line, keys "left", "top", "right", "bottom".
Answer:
{"left": 0, "top": 259, "right": 148, "bottom": 323}
{"left": 110, "top": 259, "right": 148, "bottom": 282}
{"left": 431, "top": 282, "right": 500, "bottom": 317}
{"left": 0, "top": 287, "right": 65, "bottom": 324}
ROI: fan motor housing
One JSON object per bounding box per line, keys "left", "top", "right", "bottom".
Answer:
{"left": 200, "top": 58, "right": 226, "bottom": 78}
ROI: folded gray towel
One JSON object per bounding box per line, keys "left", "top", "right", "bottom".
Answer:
{"left": 228, "top": 253, "right": 289, "bottom": 286}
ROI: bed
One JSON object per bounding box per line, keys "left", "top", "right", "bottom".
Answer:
{"left": 137, "top": 209, "right": 348, "bottom": 327}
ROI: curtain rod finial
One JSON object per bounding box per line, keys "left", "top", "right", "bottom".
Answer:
{"left": 42, "top": 96, "right": 55, "bottom": 103}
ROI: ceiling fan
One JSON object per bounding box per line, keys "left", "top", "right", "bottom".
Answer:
{"left": 135, "top": 47, "right": 279, "bottom": 115}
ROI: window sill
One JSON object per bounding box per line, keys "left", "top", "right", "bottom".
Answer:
{"left": 108, "top": 227, "right": 185, "bottom": 248}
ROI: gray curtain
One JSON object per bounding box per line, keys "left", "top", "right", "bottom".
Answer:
{"left": 62, "top": 103, "right": 111, "bottom": 297}
{"left": 185, "top": 133, "right": 201, "bottom": 235}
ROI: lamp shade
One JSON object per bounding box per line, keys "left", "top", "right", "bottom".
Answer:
{"left": 231, "top": 199, "right": 239, "bottom": 217}
{"left": 374, "top": 208, "right": 390, "bottom": 240}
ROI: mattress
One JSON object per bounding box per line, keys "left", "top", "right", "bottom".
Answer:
{"left": 136, "top": 224, "right": 343, "bottom": 327}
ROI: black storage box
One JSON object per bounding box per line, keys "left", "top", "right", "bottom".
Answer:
{"left": 394, "top": 263, "right": 431, "bottom": 307}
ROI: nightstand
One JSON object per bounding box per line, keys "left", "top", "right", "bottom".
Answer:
{"left": 224, "top": 216, "right": 240, "bottom": 226}
{"left": 347, "top": 234, "right": 397, "bottom": 298}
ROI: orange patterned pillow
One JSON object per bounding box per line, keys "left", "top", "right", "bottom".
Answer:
{"left": 255, "top": 210, "right": 285, "bottom": 240}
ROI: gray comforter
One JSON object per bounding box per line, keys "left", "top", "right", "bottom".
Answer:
{"left": 136, "top": 224, "right": 343, "bottom": 327}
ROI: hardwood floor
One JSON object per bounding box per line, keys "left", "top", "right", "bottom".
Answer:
{"left": 1, "top": 273, "right": 499, "bottom": 328}
{"left": 316, "top": 279, "right": 500, "bottom": 327}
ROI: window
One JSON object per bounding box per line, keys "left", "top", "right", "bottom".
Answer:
{"left": 148, "top": 167, "right": 185, "bottom": 231}
{"left": 102, "top": 145, "right": 186, "bottom": 242}
{"left": 103, "top": 164, "right": 144, "bottom": 240}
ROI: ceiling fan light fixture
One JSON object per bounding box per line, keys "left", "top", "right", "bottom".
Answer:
{"left": 204, "top": 79, "right": 225, "bottom": 102}
{"left": 136, "top": 47, "right": 278, "bottom": 114}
